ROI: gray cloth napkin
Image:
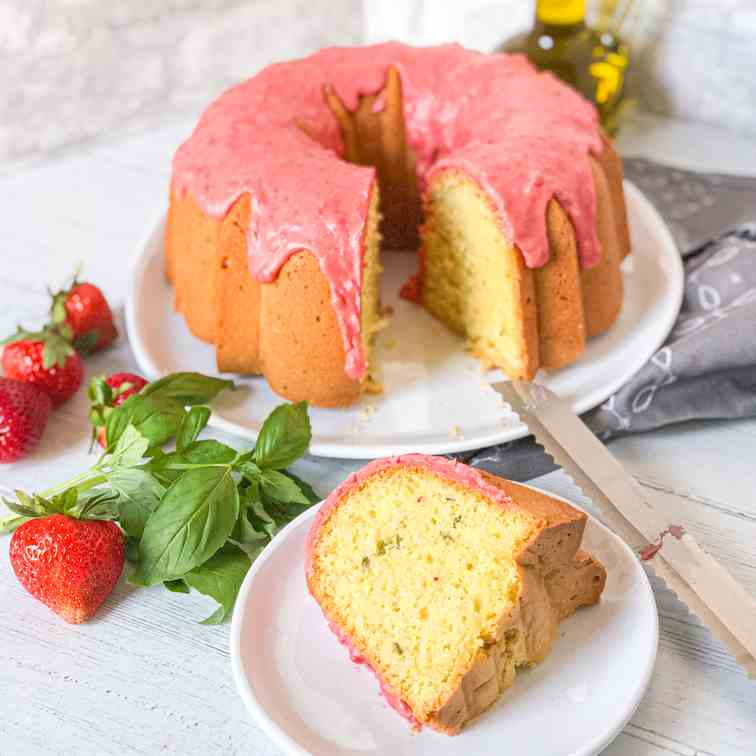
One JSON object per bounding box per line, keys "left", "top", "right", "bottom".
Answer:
{"left": 457, "top": 158, "right": 756, "bottom": 480}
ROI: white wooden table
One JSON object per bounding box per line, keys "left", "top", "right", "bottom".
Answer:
{"left": 1, "top": 112, "right": 755, "bottom": 755}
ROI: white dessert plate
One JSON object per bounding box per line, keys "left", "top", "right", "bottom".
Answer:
{"left": 230, "top": 485, "right": 658, "bottom": 756}
{"left": 126, "top": 181, "right": 683, "bottom": 458}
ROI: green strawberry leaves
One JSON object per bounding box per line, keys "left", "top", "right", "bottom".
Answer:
{"left": 72, "top": 330, "right": 99, "bottom": 356}
{"left": 0, "top": 487, "right": 121, "bottom": 526}
{"left": 65, "top": 488, "right": 122, "bottom": 521}
{"left": 0, "top": 370, "right": 318, "bottom": 625}
{"left": 49, "top": 287, "right": 69, "bottom": 327}
{"left": 0, "top": 514, "right": 33, "bottom": 533}
{"left": 0, "top": 324, "right": 76, "bottom": 368}
{"left": 88, "top": 374, "right": 114, "bottom": 407}
{"left": 41, "top": 329, "right": 77, "bottom": 369}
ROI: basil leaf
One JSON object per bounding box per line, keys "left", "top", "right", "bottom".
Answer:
{"left": 234, "top": 510, "right": 269, "bottom": 546}
{"left": 105, "top": 397, "right": 134, "bottom": 449}
{"left": 140, "top": 372, "right": 234, "bottom": 405}
{"left": 244, "top": 487, "right": 277, "bottom": 540}
{"left": 125, "top": 536, "right": 140, "bottom": 563}
{"left": 260, "top": 469, "right": 310, "bottom": 505}
{"left": 145, "top": 442, "right": 235, "bottom": 483}
{"left": 164, "top": 579, "right": 190, "bottom": 594}
{"left": 106, "top": 425, "right": 149, "bottom": 469}
{"left": 107, "top": 395, "right": 186, "bottom": 449}
{"left": 144, "top": 450, "right": 184, "bottom": 485}
{"left": 233, "top": 449, "right": 256, "bottom": 465}
{"left": 176, "top": 406, "right": 211, "bottom": 452}
{"left": 281, "top": 471, "right": 321, "bottom": 505}
{"left": 233, "top": 480, "right": 269, "bottom": 545}
{"left": 236, "top": 460, "right": 262, "bottom": 482}
{"left": 259, "top": 486, "right": 313, "bottom": 534}
{"left": 254, "top": 402, "right": 311, "bottom": 470}
{"left": 149, "top": 468, "right": 183, "bottom": 487}
{"left": 107, "top": 468, "right": 165, "bottom": 538}
{"left": 182, "top": 440, "right": 237, "bottom": 465}
{"left": 133, "top": 466, "right": 239, "bottom": 585}
{"left": 239, "top": 474, "right": 312, "bottom": 544}
{"left": 184, "top": 544, "right": 251, "bottom": 624}
{"left": 200, "top": 606, "right": 226, "bottom": 624}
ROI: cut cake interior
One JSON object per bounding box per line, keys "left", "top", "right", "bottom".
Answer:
{"left": 306, "top": 455, "right": 606, "bottom": 733}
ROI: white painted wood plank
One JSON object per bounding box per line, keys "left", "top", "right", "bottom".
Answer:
{"left": 2, "top": 114, "right": 756, "bottom": 754}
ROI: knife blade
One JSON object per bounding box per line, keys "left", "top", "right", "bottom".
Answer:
{"left": 495, "top": 380, "right": 756, "bottom": 677}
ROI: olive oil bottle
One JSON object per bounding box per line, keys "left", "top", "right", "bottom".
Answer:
{"left": 499, "top": 0, "right": 630, "bottom": 134}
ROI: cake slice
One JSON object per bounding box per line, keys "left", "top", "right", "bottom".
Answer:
{"left": 306, "top": 454, "right": 606, "bottom": 733}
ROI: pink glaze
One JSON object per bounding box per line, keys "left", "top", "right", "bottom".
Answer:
{"left": 304, "top": 453, "right": 518, "bottom": 728}
{"left": 173, "top": 43, "right": 603, "bottom": 380}
{"left": 326, "top": 616, "right": 421, "bottom": 730}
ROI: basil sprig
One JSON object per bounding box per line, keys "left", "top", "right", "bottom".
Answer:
{"left": 1, "top": 372, "right": 318, "bottom": 624}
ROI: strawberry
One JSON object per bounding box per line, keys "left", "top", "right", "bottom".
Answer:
{"left": 50, "top": 280, "right": 117, "bottom": 354}
{"left": 1, "top": 327, "right": 84, "bottom": 407}
{"left": 0, "top": 378, "right": 52, "bottom": 462}
{"left": 88, "top": 372, "right": 149, "bottom": 448}
{"left": 10, "top": 514, "right": 124, "bottom": 623}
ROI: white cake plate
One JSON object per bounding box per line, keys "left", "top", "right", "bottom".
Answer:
{"left": 126, "top": 181, "right": 683, "bottom": 458}
{"left": 229, "top": 486, "right": 658, "bottom": 756}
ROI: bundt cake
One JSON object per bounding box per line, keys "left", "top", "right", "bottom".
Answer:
{"left": 166, "top": 42, "right": 630, "bottom": 406}
{"left": 306, "top": 454, "right": 606, "bottom": 733}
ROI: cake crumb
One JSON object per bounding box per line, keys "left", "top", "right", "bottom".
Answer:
{"left": 363, "top": 377, "right": 383, "bottom": 395}
{"left": 384, "top": 336, "right": 397, "bottom": 350}
{"left": 450, "top": 425, "right": 464, "bottom": 439}
{"left": 360, "top": 403, "right": 378, "bottom": 420}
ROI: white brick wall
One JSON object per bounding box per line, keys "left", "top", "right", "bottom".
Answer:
{"left": 0, "top": 0, "right": 361, "bottom": 162}
{"left": 1, "top": 0, "right": 754, "bottom": 164}
{"left": 628, "top": 0, "right": 756, "bottom": 138}
{"left": 363, "top": 0, "right": 756, "bottom": 140}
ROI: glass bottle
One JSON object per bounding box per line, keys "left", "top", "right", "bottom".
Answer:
{"left": 498, "top": 0, "right": 629, "bottom": 134}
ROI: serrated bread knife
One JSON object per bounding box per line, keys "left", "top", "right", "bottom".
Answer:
{"left": 495, "top": 380, "right": 756, "bottom": 677}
